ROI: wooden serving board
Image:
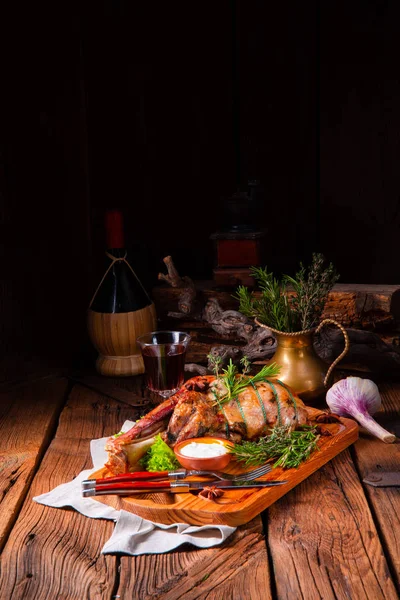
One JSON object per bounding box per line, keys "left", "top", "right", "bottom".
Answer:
{"left": 89, "top": 417, "right": 358, "bottom": 526}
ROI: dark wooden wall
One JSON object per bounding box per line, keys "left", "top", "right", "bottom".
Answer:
{"left": 1, "top": 1, "right": 400, "bottom": 374}
{"left": 320, "top": 1, "right": 400, "bottom": 283}
{"left": 0, "top": 5, "right": 91, "bottom": 377}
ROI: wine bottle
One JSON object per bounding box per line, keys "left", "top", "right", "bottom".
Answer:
{"left": 87, "top": 209, "right": 157, "bottom": 376}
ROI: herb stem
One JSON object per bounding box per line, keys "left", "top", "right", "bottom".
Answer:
{"left": 230, "top": 425, "right": 320, "bottom": 469}
{"left": 211, "top": 360, "right": 281, "bottom": 407}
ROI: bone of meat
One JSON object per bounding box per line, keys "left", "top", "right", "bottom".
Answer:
{"left": 105, "top": 374, "right": 309, "bottom": 474}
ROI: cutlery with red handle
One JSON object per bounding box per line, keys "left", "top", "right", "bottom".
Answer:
{"left": 82, "top": 471, "right": 172, "bottom": 487}
{"left": 81, "top": 478, "right": 288, "bottom": 497}
{"left": 82, "top": 464, "right": 272, "bottom": 489}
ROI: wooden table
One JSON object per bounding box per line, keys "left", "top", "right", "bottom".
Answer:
{"left": 1, "top": 370, "right": 399, "bottom": 600}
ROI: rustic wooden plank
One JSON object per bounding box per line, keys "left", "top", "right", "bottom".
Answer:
{"left": 0, "top": 437, "right": 116, "bottom": 600}
{"left": 54, "top": 383, "right": 139, "bottom": 443}
{"left": 0, "top": 383, "right": 136, "bottom": 600}
{"left": 0, "top": 357, "right": 68, "bottom": 391}
{"left": 86, "top": 417, "right": 358, "bottom": 527}
{"left": 0, "top": 377, "right": 69, "bottom": 552}
{"left": 152, "top": 282, "right": 400, "bottom": 375}
{"left": 62, "top": 382, "right": 273, "bottom": 598}
{"left": 152, "top": 282, "right": 400, "bottom": 330}
{"left": 351, "top": 382, "right": 400, "bottom": 590}
{"left": 0, "top": 380, "right": 272, "bottom": 599}
{"left": 117, "top": 517, "right": 272, "bottom": 600}
{"left": 69, "top": 372, "right": 154, "bottom": 413}
{"left": 266, "top": 449, "right": 398, "bottom": 599}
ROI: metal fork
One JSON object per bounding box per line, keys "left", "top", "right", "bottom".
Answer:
{"left": 170, "top": 463, "right": 272, "bottom": 482}
{"left": 82, "top": 464, "right": 273, "bottom": 490}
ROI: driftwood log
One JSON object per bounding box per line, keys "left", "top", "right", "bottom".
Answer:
{"left": 155, "top": 262, "right": 400, "bottom": 332}
{"left": 156, "top": 256, "right": 400, "bottom": 376}
{"left": 315, "top": 326, "right": 400, "bottom": 376}
{"left": 158, "top": 256, "right": 199, "bottom": 317}
{"left": 158, "top": 257, "right": 277, "bottom": 373}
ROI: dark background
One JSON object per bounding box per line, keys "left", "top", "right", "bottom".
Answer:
{"left": 1, "top": 1, "right": 400, "bottom": 374}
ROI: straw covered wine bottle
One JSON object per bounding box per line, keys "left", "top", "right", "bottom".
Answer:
{"left": 87, "top": 209, "right": 157, "bottom": 376}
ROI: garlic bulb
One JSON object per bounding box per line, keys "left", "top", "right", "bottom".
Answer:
{"left": 326, "top": 377, "right": 396, "bottom": 443}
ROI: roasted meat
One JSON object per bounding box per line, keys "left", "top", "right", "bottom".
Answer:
{"left": 105, "top": 374, "right": 309, "bottom": 474}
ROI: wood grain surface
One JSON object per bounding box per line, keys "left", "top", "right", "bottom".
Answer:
{"left": 152, "top": 282, "right": 400, "bottom": 330}
{"left": 0, "top": 383, "right": 121, "bottom": 600}
{"left": 118, "top": 517, "right": 272, "bottom": 600}
{"left": 89, "top": 418, "right": 358, "bottom": 526}
{"left": 1, "top": 372, "right": 399, "bottom": 600}
{"left": 352, "top": 382, "right": 400, "bottom": 590}
{"left": 0, "top": 379, "right": 270, "bottom": 599}
{"left": 267, "top": 449, "right": 398, "bottom": 600}
{"left": 0, "top": 378, "right": 69, "bottom": 551}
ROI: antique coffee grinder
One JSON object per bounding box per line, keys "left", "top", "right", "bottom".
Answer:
{"left": 210, "top": 180, "right": 266, "bottom": 287}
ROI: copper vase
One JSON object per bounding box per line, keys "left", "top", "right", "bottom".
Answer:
{"left": 255, "top": 318, "right": 349, "bottom": 404}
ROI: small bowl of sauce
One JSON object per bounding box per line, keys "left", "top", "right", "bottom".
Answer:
{"left": 174, "top": 437, "right": 234, "bottom": 470}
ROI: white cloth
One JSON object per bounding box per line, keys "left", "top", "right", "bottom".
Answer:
{"left": 33, "top": 420, "right": 236, "bottom": 555}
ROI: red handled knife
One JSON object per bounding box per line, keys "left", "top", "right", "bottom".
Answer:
{"left": 81, "top": 478, "right": 287, "bottom": 497}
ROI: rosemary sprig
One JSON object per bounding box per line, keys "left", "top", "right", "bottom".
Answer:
{"left": 213, "top": 359, "right": 281, "bottom": 406}
{"left": 233, "top": 253, "right": 339, "bottom": 332}
{"left": 284, "top": 253, "right": 339, "bottom": 330}
{"left": 229, "top": 425, "right": 320, "bottom": 469}
{"left": 222, "top": 360, "right": 238, "bottom": 398}
{"left": 207, "top": 352, "right": 223, "bottom": 378}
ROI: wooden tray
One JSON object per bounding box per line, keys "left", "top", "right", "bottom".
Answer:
{"left": 89, "top": 417, "right": 358, "bottom": 526}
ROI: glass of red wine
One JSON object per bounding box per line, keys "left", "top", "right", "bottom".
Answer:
{"left": 136, "top": 331, "right": 191, "bottom": 399}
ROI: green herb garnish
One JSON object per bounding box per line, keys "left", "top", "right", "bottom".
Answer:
{"left": 140, "top": 434, "right": 180, "bottom": 472}
{"left": 229, "top": 425, "right": 320, "bottom": 469}
{"left": 207, "top": 352, "right": 223, "bottom": 377}
{"left": 233, "top": 253, "right": 339, "bottom": 332}
{"left": 213, "top": 359, "right": 281, "bottom": 406}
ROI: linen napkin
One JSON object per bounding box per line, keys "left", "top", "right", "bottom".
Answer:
{"left": 33, "top": 420, "right": 236, "bottom": 555}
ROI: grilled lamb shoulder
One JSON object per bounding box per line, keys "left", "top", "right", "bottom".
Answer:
{"left": 105, "top": 374, "right": 309, "bottom": 474}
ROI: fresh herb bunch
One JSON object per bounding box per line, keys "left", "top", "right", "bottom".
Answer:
{"left": 284, "top": 253, "right": 340, "bottom": 330}
{"left": 230, "top": 425, "right": 320, "bottom": 469}
{"left": 208, "top": 357, "right": 281, "bottom": 406}
{"left": 235, "top": 267, "right": 296, "bottom": 332}
{"left": 233, "top": 253, "right": 339, "bottom": 332}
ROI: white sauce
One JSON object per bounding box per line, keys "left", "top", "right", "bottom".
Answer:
{"left": 180, "top": 442, "right": 228, "bottom": 458}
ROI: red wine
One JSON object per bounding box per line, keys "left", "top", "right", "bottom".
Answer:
{"left": 142, "top": 343, "right": 186, "bottom": 393}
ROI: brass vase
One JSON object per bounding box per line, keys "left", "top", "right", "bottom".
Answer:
{"left": 255, "top": 318, "right": 350, "bottom": 404}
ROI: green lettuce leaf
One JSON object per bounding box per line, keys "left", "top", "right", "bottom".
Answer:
{"left": 140, "top": 434, "right": 180, "bottom": 471}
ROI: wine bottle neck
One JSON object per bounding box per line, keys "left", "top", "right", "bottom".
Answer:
{"left": 105, "top": 209, "right": 125, "bottom": 248}
{"left": 106, "top": 247, "right": 127, "bottom": 260}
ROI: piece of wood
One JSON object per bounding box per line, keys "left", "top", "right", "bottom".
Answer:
{"left": 315, "top": 327, "right": 400, "bottom": 376}
{"left": 322, "top": 284, "right": 400, "bottom": 329}
{"left": 69, "top": 373, "right": 152, "bottom": 410}
{"left": 351, "top": 382, "right": 400, "bottom": 590}
{"left": 266, "top": 449, "right": 398, "bottom": 599}
{"left": 69, "top": 370, "right": 174, "bottom": 413}
{"left": 117, "top": 517, "right": 273, "bottom": 600}
{"left": 88, "top": 416, "right": 358, "bottom": 527}
{"left": 153, "top": 280, "right": 400, "bottom": 375}
{"left": 213, "top": 267, "right": 256, "bottom": 287}
{"left": 0, "top": 356, "right": 68, "bottom": 391}
{"left": 158, "top": 255, "right": 188, "bottom": 288}
{"left": 158, "top": 255, "right": 200, "bottom": 316}
{"left": 0, "top": 377, "right": 69, "bottom": 552}
{"left": 152, "top": 282, "right": 400, "bottom": 331}
{"left": 0, "top": 383, "right": 132, "bottom": 600}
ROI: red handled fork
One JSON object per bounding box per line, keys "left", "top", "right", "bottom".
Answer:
{"left": 82, "top": 463, "right": 273, "bottom": 491}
